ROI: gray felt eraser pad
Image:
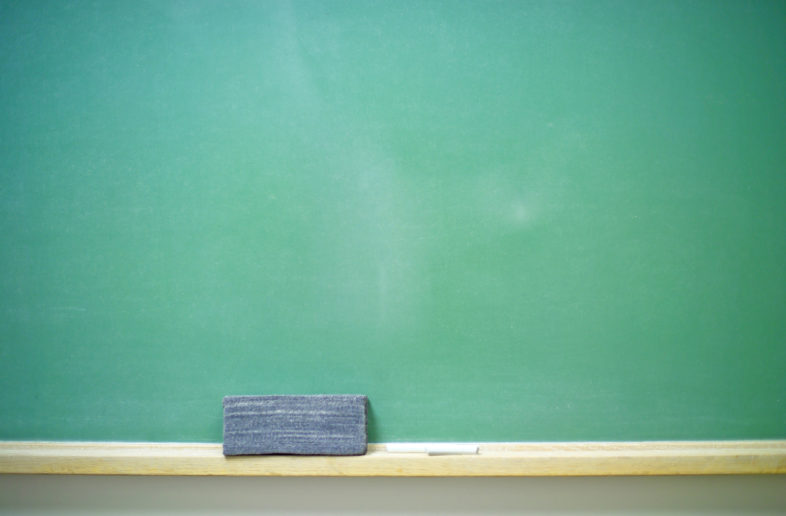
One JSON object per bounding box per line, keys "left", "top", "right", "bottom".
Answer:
{"left": 222, "top": 394, "right": 368, "bottom": 456}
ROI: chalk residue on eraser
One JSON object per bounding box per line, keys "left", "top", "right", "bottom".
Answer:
{"left": 223, "top": 395, "right": 368, "bottom": 456}
{"left": 386, "top": 443, "right": 479, "bottom": 455}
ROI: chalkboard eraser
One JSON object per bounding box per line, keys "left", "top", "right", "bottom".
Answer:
{"left": 222, "top": 395, "right": 368, "bottom": 456}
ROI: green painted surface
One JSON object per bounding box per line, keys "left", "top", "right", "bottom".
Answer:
{"left": 1, "top": 0, "right": 784, "bottom": 443}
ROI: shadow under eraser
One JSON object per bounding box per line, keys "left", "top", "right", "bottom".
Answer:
{"left": 222, "top": 394, "right": 368, "bottom": 456}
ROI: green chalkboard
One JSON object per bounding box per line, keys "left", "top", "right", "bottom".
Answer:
{"left": 1, "top": 0, "right": 784, "bottom": 444}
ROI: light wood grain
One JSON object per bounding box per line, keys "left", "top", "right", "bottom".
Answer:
{"left": 1, "top": 441, "right": 784, "bottom": 476}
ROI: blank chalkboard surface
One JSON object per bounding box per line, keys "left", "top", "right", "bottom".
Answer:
{"left": 1, "top": 0, "right": 784, "bottom": 445}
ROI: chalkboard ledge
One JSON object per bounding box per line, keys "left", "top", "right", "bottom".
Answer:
{"left": 1, "top": 441, "right": 784, "bottom": 476}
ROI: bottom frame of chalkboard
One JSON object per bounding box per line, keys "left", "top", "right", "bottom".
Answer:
{"left": 0, "top": 440, "right": 784, "bottom": 476}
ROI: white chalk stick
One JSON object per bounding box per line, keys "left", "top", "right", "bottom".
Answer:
{"left": 386, "top": 443, "right": 479, "bottom": 455}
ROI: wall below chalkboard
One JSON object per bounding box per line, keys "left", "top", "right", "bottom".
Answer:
{"left": 2, "top": 474, "right": 786, "bottom": 515}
